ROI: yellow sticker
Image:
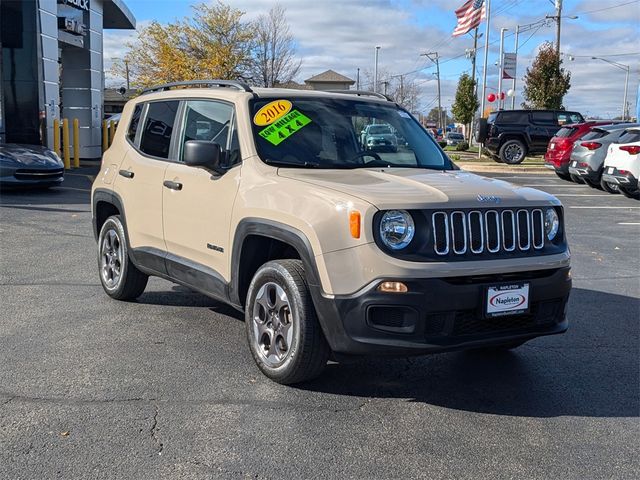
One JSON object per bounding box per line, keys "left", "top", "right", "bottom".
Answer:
{"left": 253, "top": 100, "right": 293, "bottom": 127}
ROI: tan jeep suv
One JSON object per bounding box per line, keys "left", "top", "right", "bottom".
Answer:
{"left": 92, "top": 80, "right": 571, "bottom": 384}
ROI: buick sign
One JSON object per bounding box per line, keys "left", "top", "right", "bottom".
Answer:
{"left": 477, "top": 194, "right": 501, "bottom": 204}
{"left": 58, "top": 0, "right": 89, "bottom": 11}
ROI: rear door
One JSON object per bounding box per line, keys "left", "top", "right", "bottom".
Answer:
{"left": 529, "top": 111, "right": 557, "bottom": 151}
{"left": 114, "top": 100, "right": 179, "bottom": 265}
{"left": 162, "top": 99, "right": 242, "bottom": 286}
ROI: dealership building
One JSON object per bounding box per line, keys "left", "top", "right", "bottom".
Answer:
{"left": 0, "top": 0, "right": 135, "bottom": 158}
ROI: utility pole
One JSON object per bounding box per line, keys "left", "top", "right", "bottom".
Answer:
{"left": 382, "top": 81, "right": 389, "bottom": 96}
{"left": 422, "top": 52, "right": 442, "bottom": 131}
{"left": 592, "top": 57, "right": 631, "bottom": 121}
{"left": 374, "top": 46, "right": 381, "bottom": 93}
{"left": 467, "top": 28, "right": 480, "bottom": 143}
{"left": 399, "top": 75, "right": 404, "bottom": 104}
{"left": 497, "top": 28, "right": 508, "bottom": 110}
{"left": 511, "top": 25, "right": 520, "bottom": 110}
{"left": 356, "top": 68, "right": 360, "bottom": 90}
{"left": 124, "top": 59, "right": 130, "bottom": 90}
{"left": 555, "top": 0, "right": 562, "bottom": 60}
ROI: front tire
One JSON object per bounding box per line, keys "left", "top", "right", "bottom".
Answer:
{"left": 97, "top": 215, "right": 148, "bottom": 300}
{"left": 245, "top": 260, "right": 330, "bottom": 384}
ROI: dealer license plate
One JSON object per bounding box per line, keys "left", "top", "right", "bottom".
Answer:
{"left": 608, "top": 167, "right": 614, "bottom": 174}
{"left": 486, "top": 283, "right": 530, "bottom": 317}
{"left": 571, "top": 161, "right": 578, "bottom": 167}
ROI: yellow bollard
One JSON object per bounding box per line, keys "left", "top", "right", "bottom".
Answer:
{"left": 73, "top": 118, "right": 80, "bottom": 168}
{"left": 62, "top": 118, "right": 70, "bottom": 170}
{"left": 53, "top": 118, "right": 61, "bottom": 156}
{"left": 102, "top": 120, "right": 108, "bottom": 153}
{"left": 109, "top": 120, "right": 116, "bottom": 146}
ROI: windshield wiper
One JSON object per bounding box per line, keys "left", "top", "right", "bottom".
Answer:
{"left": 264, "top": 158, "right": 320, "bottom": 168}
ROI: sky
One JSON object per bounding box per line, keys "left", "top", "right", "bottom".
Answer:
{"left": 104, "top": 0, "right": 640, "bottom": 119}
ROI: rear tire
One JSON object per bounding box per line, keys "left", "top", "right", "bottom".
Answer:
{"left": 600, "top": 178, "right": 620, "bottom": 194}
{"left": 245, "top": 259, "right": 330, "bottom": 384}
{"left": 570, "top": 173, "right": 585, "bottom": 184}
{"left": 499, "top": 139, "right": 527, "bottom": 164}
{"left": 620, "top": 187, "right": 640, "bottom": 200}
{"left": 97, "top": 215, "right": 148, "bottom": 300}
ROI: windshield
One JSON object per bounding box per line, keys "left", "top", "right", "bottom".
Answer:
{"left": 448, "top": 133, "right": 464, "bottom": 139}
{"left": 250, "top": 97, "right": 450, "bottom": 170}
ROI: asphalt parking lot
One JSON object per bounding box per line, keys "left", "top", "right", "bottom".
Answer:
{"left": 1, "top": 167, "right": 638, "bottom": 479}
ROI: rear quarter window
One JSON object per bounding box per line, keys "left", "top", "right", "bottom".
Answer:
{"left": 531, "top": 111, "right": 556, "bottom": 124}
{"left": 127, "top": 104, "right": 143, "bottom": 143}
{"left": 555, "top": 127, "right": 577, "bottom": 138}
{"left": 617, "top": 130, "right": 640, "bottom": 144}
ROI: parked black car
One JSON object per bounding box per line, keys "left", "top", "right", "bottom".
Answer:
{"left": 477, "top": 110, "right": 584, "bottom": 164}
{"left": 0, "top": 143, "right": 64, "bottom": 188}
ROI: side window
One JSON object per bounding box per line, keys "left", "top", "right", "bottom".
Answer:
{"left": 568, "top": 113, "right": 583, "bottom": 124}
{"left": 498, "top": 111, "right": 528, "bottom": 123}
{"left": 127, "top": 104, "right": 142, "bottom": 143}
{"left": 531, "top": 111, "right": 555, "bottom": 125}
{"left": 139, "top": 101, "right": 179, "bottom": 159}
{"left": 179, "top": 100, "right": 234, "bottom": 161}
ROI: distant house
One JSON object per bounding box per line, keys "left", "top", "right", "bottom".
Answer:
{"left": 104, "top": 88, "right": 137, "bottom": 116}
{"left": 304, "top": 70, "right": 355, "bottom": 91}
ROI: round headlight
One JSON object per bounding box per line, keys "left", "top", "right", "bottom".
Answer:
{"left": 379, "top": 210, "right": 415, "bottom": 250}
{"left": 544, "top": 208, "right": 559, "bottom": 241}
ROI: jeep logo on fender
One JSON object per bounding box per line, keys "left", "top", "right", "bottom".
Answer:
{"left": 489, "top": 293, "right": 526, "bottom": 309}
{"left": 477, "top": 194, "right": 501, "bottom": 204}
{"left": 58, "top": 0, "right": 89, "bottom": 11}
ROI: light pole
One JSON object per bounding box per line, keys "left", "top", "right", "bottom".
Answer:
{"left": 422, "top": 52, "right": 442, "bottom": 130}
{"left": 592, "top": 57, "right": 631, "bottom": 120}
{"left": 374, "top": 46, "right": 381, "bottom": 93}
{"left": 497, "top": 28, "right": 508, "bottom": 110}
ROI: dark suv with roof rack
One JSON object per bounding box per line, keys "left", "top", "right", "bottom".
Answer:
{"left": 477, "top": 110, "right": 584, "bottom": 164}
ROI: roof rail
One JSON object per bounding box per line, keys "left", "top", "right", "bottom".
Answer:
{"left": 326, "top": 89, "right": 393, "bottom": 102}
{"left": 140, "top": 80, "right": 253, "bottom": 95}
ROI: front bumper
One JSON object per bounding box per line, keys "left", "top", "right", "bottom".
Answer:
{"left": 311, "top": 267, "right": 571, "bottom": 356}
{"left": 0, "top": 166, "right": 64, "bottom": 188}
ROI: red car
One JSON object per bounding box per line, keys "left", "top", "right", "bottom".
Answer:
{"left": 545, "top": 122, "right": 613, "bottom": 181}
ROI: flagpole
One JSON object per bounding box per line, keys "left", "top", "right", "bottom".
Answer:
{"left": 478, "top": 0, "right": 491, "bottom": 159}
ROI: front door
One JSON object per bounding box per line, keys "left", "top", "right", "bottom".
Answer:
{"left": 162, "top": 99, "right": 242, "bottom": 289}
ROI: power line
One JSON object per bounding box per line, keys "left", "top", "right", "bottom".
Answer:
{"left": 572, "top": 0, "right": 639, "bottom": 16}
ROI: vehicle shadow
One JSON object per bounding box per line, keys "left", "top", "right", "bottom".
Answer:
{"left": 298, "top": 287, "right": 639, "bottom": 418}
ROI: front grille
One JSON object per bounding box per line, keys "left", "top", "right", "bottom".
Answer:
{"left": 14, "top": 168, "right": 64, "bottom": 180}
{"left": 432, "top": 209, "right": 545, "bottom": 256}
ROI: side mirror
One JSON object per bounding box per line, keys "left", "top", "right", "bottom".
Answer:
{"left": 183, "top": 140, "right": 224, "bottom": 174}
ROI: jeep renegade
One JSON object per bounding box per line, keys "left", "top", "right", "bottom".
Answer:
{"left": 92, "top": 80, "right": 571, "bottom": 384}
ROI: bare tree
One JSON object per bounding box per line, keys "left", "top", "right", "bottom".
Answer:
{"left": 361, "top": 68, "right": 421, "bottom": 113}
{"left": 251, "top": 5, "right": 301, "bottom": 87}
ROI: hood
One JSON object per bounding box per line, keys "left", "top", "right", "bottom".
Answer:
{"left": 278, "top": 168, "right": 560, "bottom": 210}
{"left": 0, "top": 143, "right": 62, "bottom": 167}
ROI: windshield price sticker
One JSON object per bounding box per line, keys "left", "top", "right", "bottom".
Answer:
{"left": 254, "top": 100, "right": 293, "bottom": 126}
{"left": 258, "top": 110, "right": 312, "bottom": 146}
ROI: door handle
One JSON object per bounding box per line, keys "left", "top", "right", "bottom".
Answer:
{"left": 119, "top": 169, "right": 134, "bottom": 179}
{"left": 163, "top": 180, "right": 183, "bottom": 191}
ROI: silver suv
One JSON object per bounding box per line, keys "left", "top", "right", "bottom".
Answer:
{"left": 92, "top": 80, "right": 571, "bottom": 384}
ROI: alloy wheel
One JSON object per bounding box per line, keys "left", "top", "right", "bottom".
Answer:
{"left": 252, "top": 282, "right": 294, "bottom": 367}
{"left": 100, "top": 229, "right": 123, "bottom": 289}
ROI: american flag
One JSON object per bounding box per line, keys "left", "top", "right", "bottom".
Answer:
{"left": 452, "top": 0, "right": 486, "bottom": 37}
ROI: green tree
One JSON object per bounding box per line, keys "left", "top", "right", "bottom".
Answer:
{"left": 451, "top": 73, "right": 479, "bottom": 141}
{"left": 522, "top": 42, "right": 571, "bottom": 109}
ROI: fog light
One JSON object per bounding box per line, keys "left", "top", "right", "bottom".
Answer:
{"left": 377, "top": 281, "right": 408, "bottom": 293}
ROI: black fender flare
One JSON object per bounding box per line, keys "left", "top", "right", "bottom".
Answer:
{"left": 229, "top": 218, "right": 322, "bottom": 307}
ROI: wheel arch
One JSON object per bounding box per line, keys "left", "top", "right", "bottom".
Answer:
{"left": 230, "top": 218, "right": 322, "bottom": 309}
